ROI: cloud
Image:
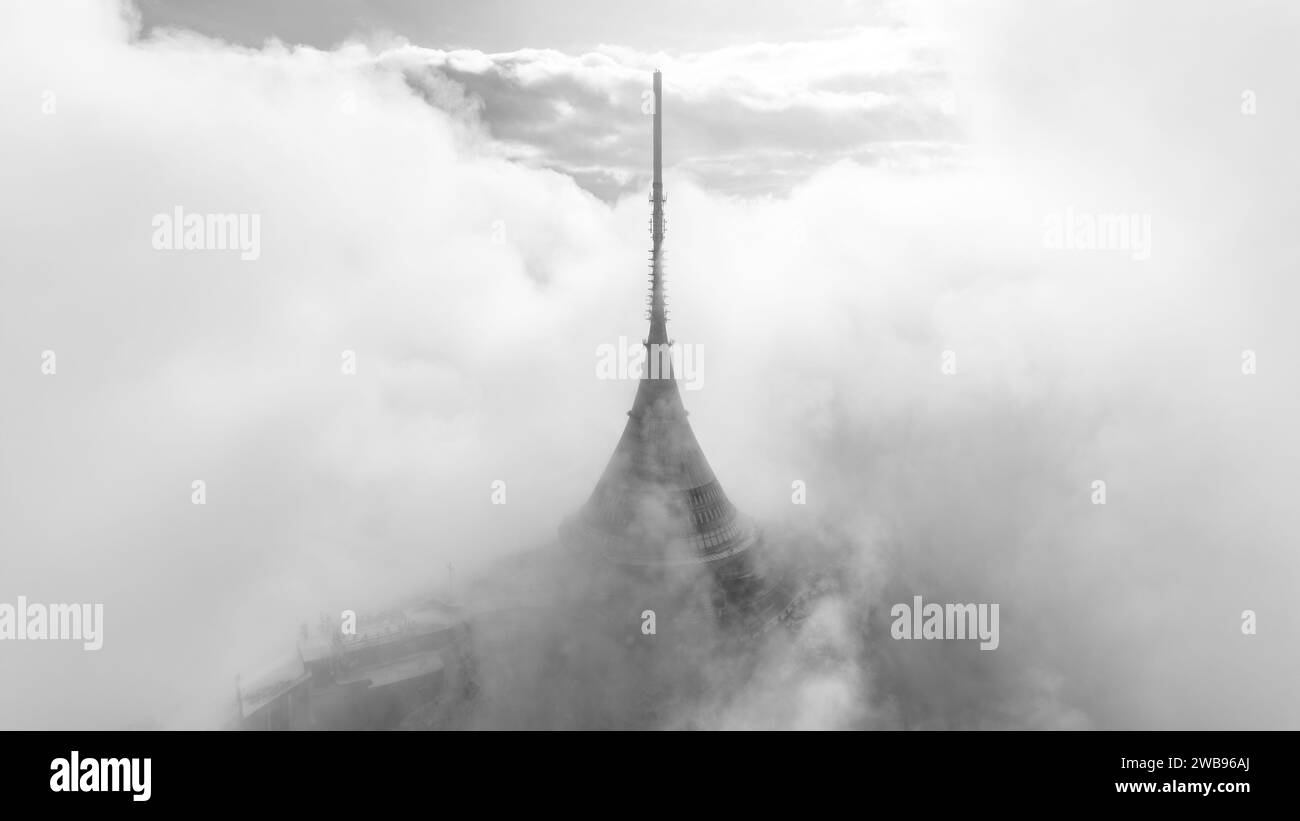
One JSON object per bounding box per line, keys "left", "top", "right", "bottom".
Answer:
{"left": 384, "top": 28, "right": 964, "bottom": 198}
{"left": 0, "top": 0, "right": 1297, "bottom": 729}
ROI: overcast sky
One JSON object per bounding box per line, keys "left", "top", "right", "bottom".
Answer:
{"left": 1, "top": 0, "right": 1298, "bottom": 729}
{"left": 138, "top": 0, "right": 963, "bottom": 197}
{"left": 138, "top": 0, "right": 907, "bottom": 53}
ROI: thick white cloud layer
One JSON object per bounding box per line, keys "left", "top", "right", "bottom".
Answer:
{"left": 0, "top": 0, "right": 1297, "bottom": 728}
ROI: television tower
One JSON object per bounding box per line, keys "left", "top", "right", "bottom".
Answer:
{"left": 561, "top": 71, "right": 790, "bottom": 626}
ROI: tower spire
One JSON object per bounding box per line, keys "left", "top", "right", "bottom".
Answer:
{"left": 648, "top": 69, "right": 668, "bottom": 346}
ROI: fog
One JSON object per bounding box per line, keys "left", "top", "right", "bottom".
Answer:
{"left": 0, "top": 0, "right": 1296, "bottom": 729}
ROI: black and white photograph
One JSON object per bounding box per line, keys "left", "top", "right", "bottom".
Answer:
{"left": 0, "top": 0, "right": 1295, "bottom": 803}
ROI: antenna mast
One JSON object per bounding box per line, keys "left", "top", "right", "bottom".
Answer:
{"left": 647, "top": 70, "right": 668, "bottom": 345}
